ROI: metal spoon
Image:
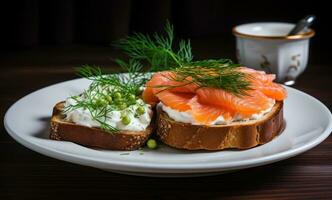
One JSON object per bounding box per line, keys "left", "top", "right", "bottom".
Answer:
{"left": 284, "top": 15, "right": 315, "bottom": 86}
{"left": 288, "top": 15, "right": 316, "bottom": 35}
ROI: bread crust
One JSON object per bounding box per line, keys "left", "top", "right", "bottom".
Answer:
{"left": 156, "top": 101, "right": 284, "bottom": 150}
{"left": 50, "top": 102, "right": 153, "bottom": 150}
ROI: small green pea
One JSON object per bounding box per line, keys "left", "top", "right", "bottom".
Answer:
{"left": 136, "top": 106, "right": 145, "bottom": 115}
{"left": 128, "top": 94, "right": 136, "bottom": 102}
{"left": 147, "top": 139, "right": 157, "bottom": 149}
{"left": 121, "top": 115, "right": 131, "bottom": 125}
{"left": 95, "top": 98, "right": 107, "bottom": 106}
{"left": 113, "top": 92, "right": 122, "bottom": 99}
{"left": 114, "top": 97, "right": 122, "bottom": 103}
{"left": 118, "top": 102, "right": 127, "bottom": 110}
{"left": 106, "top": 96, "right": 113, "bottom": 104}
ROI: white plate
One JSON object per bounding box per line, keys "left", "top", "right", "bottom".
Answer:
{"left": 4, "top": 77, "right": 332, "bottom": 177}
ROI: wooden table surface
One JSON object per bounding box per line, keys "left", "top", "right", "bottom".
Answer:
{"left": 1, "top": 43, "right": 332, "bottom": 200}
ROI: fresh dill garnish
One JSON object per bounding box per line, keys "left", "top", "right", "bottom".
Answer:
{"left": 189, "top": 59, "right": 239, "bottom": 68}
{"left": 77, "top": 64, "right": 146, "bottom": 95}
{"left": 114, "top": 20, "right": 192, "bottom": 71}
{"left": 113, "top": 59, "right": 150, "bottom": 91}
{"left": 114, "top": 21, "right": 252, "bottom": 95}
{"left": 171, "top": 64, "right": 252, "bottom": 96}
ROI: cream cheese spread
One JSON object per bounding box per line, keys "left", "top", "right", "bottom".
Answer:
{"left": 159, "top": 100, "right": 275, "bottom": 125}
{"left": 64, "top": 97, "right": 152, "bottom": 131}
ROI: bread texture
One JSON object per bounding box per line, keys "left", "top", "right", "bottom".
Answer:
{"left": 156, "top": 101, "right": 284, "bottom": 150}
{"left": 50, "top": 102, "right": 153, "bottom": 150}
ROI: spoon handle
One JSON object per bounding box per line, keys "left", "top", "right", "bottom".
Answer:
{"left": 288, "top": 15, "right": 316, "bottom": 35}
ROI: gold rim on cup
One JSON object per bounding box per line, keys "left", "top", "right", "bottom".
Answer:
{"left": 232, "top": 26, "right": 315, "bottom": 40}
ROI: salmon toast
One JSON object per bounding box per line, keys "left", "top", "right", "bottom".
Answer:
{"left": 143, "top": 67, "right": 287, "bottom": 150}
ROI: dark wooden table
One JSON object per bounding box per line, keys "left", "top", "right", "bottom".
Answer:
{"left": 1, "top": 43, "right": 332, "bottom": 200}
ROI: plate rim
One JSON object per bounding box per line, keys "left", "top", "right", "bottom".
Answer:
{"left": 4, "top": 78, "right": 332, "bottom": 173}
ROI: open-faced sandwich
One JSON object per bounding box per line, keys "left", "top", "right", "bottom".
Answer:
{"left": 142, "top": 65, "right": 286, "bottom": 150}
{"left": 50, "top": 67, "right": 154, "bottom": 150}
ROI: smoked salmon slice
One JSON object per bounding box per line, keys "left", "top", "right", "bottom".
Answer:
{"left": 142, "top": 67, "right": 286, "bottom": 123}
{"left": 143, "top": 72, "right": 197, "bottom": 105}
{"left": 238, "top": 67, "right": 276, "bottom": 83}
{"left": 237, "top": 67, "right": 287, "bottom": 100}
{"left": 253, "top": 82, "right": 287, "bottom": 101}
{"left": 156, "top": 90, "right": 194, "bottom": 111}
{"left": 142, "top": 85, "right": 159, "bottom": 106}
{"left": 196, "top": 88, "right": 274, "bottom": 115}
{"left": 188, "top": 96, "right": 233, "bottom": 125}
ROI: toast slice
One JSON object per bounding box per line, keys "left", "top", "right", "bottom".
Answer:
{"left": 50, "top": 102, "right": 153, "bottom": 150}
{"left": 156, "top": 101, "right": 284, "bottom": 150}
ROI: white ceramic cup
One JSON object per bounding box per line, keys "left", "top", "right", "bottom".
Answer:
{"left": 233, "top": 22, "right": 315, "bottom": 84}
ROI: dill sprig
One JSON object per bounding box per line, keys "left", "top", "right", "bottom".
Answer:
{"left": 77, "top": 65, "right": 123, "bottom": 88}
{"left": 77, "top": 64, "right": 146, "bottom": 95}
{"left": 114, "top": 21, "right": 252, "bottom": 95}
{"left": 171, "top": 64, "right": 252, "bottom": 96}
{"left": 113, "top": 59, "right": 150, "bottom": 90}
{"left": 114, "top": 21, "right": 193, "bottom": 71}
{"left": 189, "top": 59, "right": 239, "bottom": 68}
{"left": 174, "top": 59, "right": 251, "bottom": 95}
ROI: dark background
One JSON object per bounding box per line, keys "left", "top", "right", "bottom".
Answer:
{"left": 1, "top": 1, "right": 332, "bottom": 200}
{"left": 0, "top": 0, "right": 331, "bottom": 58}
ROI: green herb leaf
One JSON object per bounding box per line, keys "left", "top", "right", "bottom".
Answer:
{"left": 113, "top": 20, "right": 193, "bottom": 71}
{"left": 114, "top": 21, "right": 251, "bottom": 95}
{"left": 170, "top": 65, "right": 252, "bottom": 96}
